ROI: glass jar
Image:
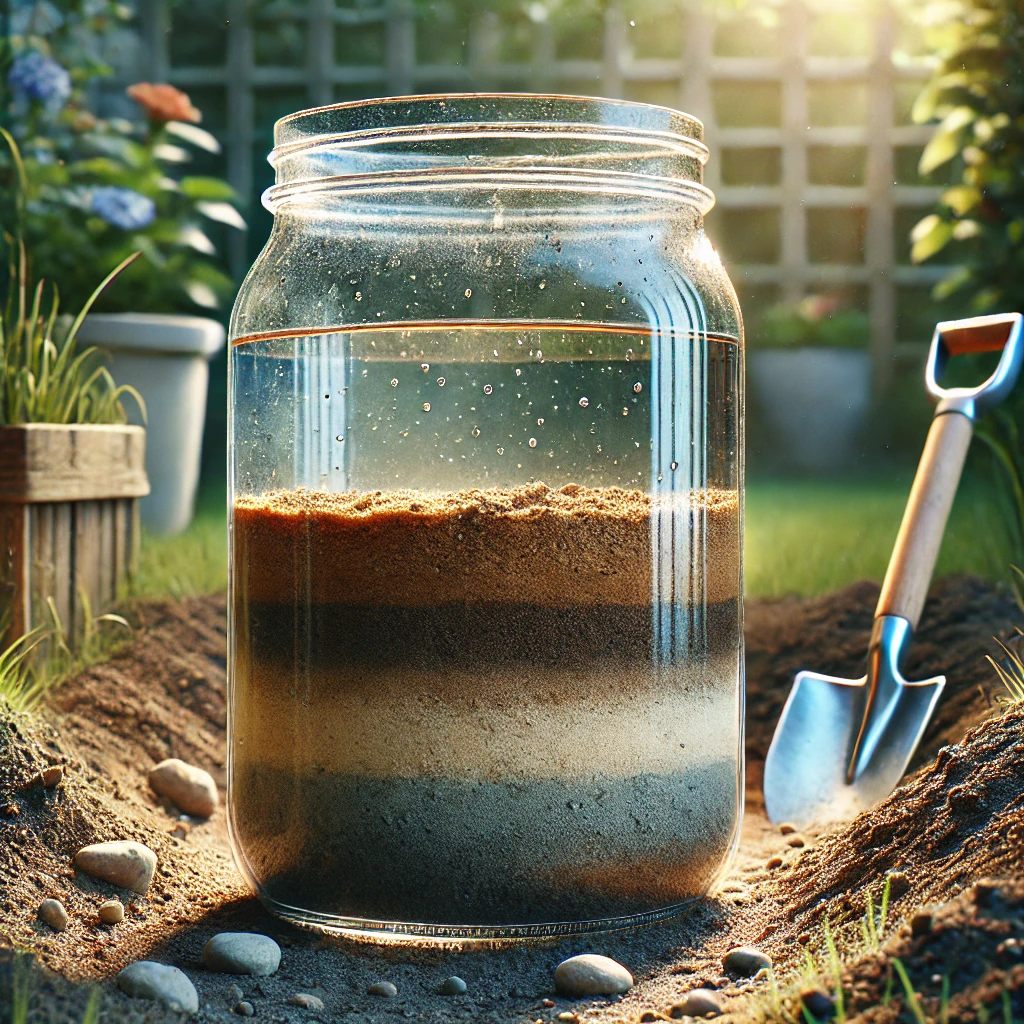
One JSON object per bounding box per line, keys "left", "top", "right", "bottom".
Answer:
{"left": 229, "top": 94, "right": 744, "bottom": 941}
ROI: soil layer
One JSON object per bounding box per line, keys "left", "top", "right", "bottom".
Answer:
{"left": 0, "top": 575, "right": 1020, "bottom": 1023}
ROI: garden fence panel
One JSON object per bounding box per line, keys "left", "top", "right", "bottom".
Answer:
{"left": 136, "top": 0, "right": 943, "bottom": 391}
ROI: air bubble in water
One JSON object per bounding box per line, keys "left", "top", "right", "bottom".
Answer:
{"left": 633, "top": 382, "right": 642, "bottom": 393}
{"left": 483, "top": 384, "right": 493, "bottom": 395}
{"left": 622, "top": 408, "right": 629, "bottom": 416}
{"left": 538, "top": 280, "right": 546, "bottom": 290}
{"left": 515, "top": 368, "right": 522, "bottom": 377}
{"left": 420, "top": 363, "right": 429, "bottom": 373}
{"left": 390, "top": 378, "right": 398, "bottom": 387}
{"left": 671, "top": 461, "right": 678, "bottom": 471}
{"left": 423, "top": 402, "right": 432, "bottom": 412}
{"left": 335, "top": 435, "right": 344, "bottom": 442}
{"left": 497, "top": 446, "right": 504, "bottom": 455}
{"left": 529, "top": 438, "right": 537, "bottom": 448}
{"left": 464, "top": 288, "right": 472, "bottom": 298}
{"left": 537, "top": 417, "right": 544, "bottom": 426}
{"left": 579, "top": 397, "right": 589, "bottom": 408}
{"left": 471, "top": 426, "right": 481, "bottom": 437}
{"left": 437, "top": 377, "right": 446, "bottom": 387}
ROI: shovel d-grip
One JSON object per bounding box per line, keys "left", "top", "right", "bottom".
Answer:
{"left": 763, "top": 313, "right": 1024, "bottom": 827}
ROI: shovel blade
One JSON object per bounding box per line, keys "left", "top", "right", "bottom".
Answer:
{"left": 762, "top": 665, "right": 944, "bottom": 828}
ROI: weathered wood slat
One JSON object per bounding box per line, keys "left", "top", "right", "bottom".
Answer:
{"left": 0, "top": 424, "right": 149, "bottom": 504}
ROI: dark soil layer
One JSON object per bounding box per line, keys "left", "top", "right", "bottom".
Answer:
{"left": 0, "top": 576, "right": 1021, "bottom": 1023}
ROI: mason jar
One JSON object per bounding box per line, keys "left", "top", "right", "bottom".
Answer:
{"left": 228, "top": 94, "right": 744, "bottom": 941}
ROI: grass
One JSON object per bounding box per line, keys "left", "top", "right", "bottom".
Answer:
{"left": 131, "top": 474, "right": 1012, "bottom": 604}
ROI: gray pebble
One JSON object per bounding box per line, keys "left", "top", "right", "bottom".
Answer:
{"left": 441, "top": 976, "right": 467, "bottom": 996}
{"left": 235, "top": 1001, "right": 255, "bottom": 1016}
{"left": 149, "top": 758, "right": 218, "bottom": 818}
{"left": 670, "top": 988, "right": 724, "bottom": 1018}
{"left": 203, "top": 933, "right": 281, "bottom": 976}
{"left": 554, "top": 954, "right": 633, "bottom": 997}
{"left": 226, "top": 984, "right": 245, "bottom": 1005}
{"left": 289, "top": 993, "right": 325, "bottom": 1010}
{"left": 723, "top": 946, "right": 772, "bottom": 977}
{"left": 117, "top": 961, "right": 199, "bottom": 1015}
{"left": 38, "top": 898, "right": 69, "bottom": 932}
{"left": 368, "top": 981, "right": 398, "bottom": 998}
{"left": 74, "top": 841, "right": 157, "bottom": 894}
{"left": 98, "top": 899, "right": 124, "bottom": 924}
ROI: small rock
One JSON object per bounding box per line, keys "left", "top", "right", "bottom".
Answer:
{"left": 98, "top": 899, "right": 125, "bottom": 924}
{"left": 368, "top": 981, "right": 398, "bottom": 998}
{"left": 554, "top": 954, "right": 633, "bottom": 997}
{"left": 148, "top": 759, "right": 218, "bottom": 818}
{"left": 670, "top": 988, "right": 723, "bottom": 1018}
{"left": 640, "top": 1014, "right": 659, "bottom": 1023}
{"left": 785, "top": 834, "right": 806, "bottom": 848}
{"left": 74, "top": 841, "right": 157, "bottom": 894}
{"left": 778, "top": 822, "right": 797, "bottom": 835}
{"left": 441, "top": 976, "right": 467, "bottom": 995}
{"left": 289, "top": 993, "right": 324, "bottom": 1010}
{"left": 910, "top": 910, "right": 933, "bottom": 936}
{"left": 226, "top": 984, "right": 245, "bottom": 1004}
{"left": 235, "top": 1001, "right": 255, "bottom": 1016}
{"left": 766, "top": 856, "right": 783, "bottom": 870}
{"left": 557, "top": 1015, "right": 577, "bottom": 1022}
{"left": 117, "top": 961, "right": 199, "bottom": 1014}
{"left": 723, "top": 946, "right": 772, "bottom": 978}
{"left": 42, "top": 766, "right": 63, "bottom": 788}
{"left": 204, "top": 933, "right": 281, "bottom": 976}
{"left": 887, "top": 871, "right": 911, "bottom": 900}
{"left": 542, "top": 999, "right": 556, "bottom": 1008}
{"left": 800, "top": 988, "right": 836, "bottom": 1020}
{"left": 38, "top": 898, "right": 69, "bottom": 932}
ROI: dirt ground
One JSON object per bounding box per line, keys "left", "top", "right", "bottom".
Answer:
{"left": 0, "top": 575, "right": 1022, "bottom": 1023}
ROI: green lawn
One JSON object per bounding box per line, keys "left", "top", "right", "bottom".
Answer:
{"left": 133, "top": 476, "right": 1015, "bottom": 602}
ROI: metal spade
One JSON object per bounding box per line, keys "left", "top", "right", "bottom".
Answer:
{"left": 763, "top": 312, "right": 1024, "bottom": 828}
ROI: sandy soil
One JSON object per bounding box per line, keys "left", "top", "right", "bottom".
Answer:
{"left": 0, "top": 576, "right": 1021, "bottom": 1023}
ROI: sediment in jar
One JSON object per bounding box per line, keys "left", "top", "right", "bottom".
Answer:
{"left": 230, "top": 483, "right": 742, "bottom": 926}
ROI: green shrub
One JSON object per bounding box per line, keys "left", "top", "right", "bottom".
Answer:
{"left": 754, "top": 295, "right": 870, "bottom": 349}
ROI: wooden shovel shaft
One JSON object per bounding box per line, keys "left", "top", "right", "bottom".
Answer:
{"left": 875, "top": 410, "right": 974, "bottom": 629}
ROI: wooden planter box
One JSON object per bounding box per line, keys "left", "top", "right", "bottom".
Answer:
{"left": 0, "top": 424, "right": 149, "bottom": 647}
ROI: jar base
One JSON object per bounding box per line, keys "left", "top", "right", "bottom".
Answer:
{"left": 258, "top": 892, "right": 704, "bottom": 947}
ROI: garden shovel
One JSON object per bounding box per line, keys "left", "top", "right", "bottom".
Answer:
{"left": 763, "top": 312, "right": 1024, "bottom": 828}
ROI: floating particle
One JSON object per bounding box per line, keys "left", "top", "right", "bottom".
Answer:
{"left": 633, "top": 382, "right": 642, "bottom": 393}
{"left": 579, "top": 397, "right": 589, "bottom": 408}
{"left": 471, "top": 426, "right": 481, "bottom": 437}
{"left": 423, "top": 402, "right": 432, "bottom": 412}
{"left": 420, "top": 363, "right": 429, "bottom": 373}
{"left": 390, "top": 378, "right": 398, "bottom": 387}
{"left": 622, "top": 408, "right": 629, "bottom": 416}
{"left": 437, "top": 377, "right": 446, "bottom": 387}
{"left": 354, "top": 291, "right": 362, "bottom": 300}
{"left": 464, "top": 288, "right": 472, "bottom": 298}
{"left": 537, "top": 418, "right": 544, "bottom": 426}
{"left": 529, "top": 438, "right": 537, "bottom": 448}
{"left": 483, "top": 384, "right": 493, "bottom": 395}
{"left": 538, "top": 280, "right": 546, "bottom": 290}
{"left": 671, "top": 461, "right": 678, "bottom": 471}
{"left": 496, "top": 446, "right": 504, "bottom": 455}
{"left": 335, "top": 435, "right": 344, "bottom": 442}
{"left": 515, "top": 368, "right": 522, "bottom": 377}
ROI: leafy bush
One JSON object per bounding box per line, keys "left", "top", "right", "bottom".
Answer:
{"left": 0, "top": 1, "right": 244, "bottom": 313}
{"left": 754, "top": 295, "right": 870, "bottom": 349}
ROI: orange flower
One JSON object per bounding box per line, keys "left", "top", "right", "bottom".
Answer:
{"left": 126, "top": 83, "right": 201, "bottom": 125}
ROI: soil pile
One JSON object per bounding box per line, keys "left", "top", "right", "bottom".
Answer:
{"left": 0, "top": 576, "right": 1019, "bottom": 1023}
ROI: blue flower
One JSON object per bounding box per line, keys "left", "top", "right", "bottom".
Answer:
{"left": 8, "top": 51, "right": 71, "bottom": 108}
{"left": 90, "top": 187, "right": 157, "bottom": 231}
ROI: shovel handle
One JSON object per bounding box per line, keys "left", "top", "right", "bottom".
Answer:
{"left": 875, "top": 410, "right": 973, "bottom": 629}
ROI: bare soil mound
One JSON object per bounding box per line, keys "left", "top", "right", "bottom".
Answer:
{"left": 0, "top": 577, "right": 1020, "bottom": 1023}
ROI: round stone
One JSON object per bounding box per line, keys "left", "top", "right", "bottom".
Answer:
{"left": 786, "top": 834, "right": 807, "bottom": 848}
{"left": 670, "top": 988, "right": 724, "bottom": 1019}
{"left": 441, "top": 976, "right": 467, "bottom": 995}
{"left": 368, "top": 982, "right": 398, "bottom": 997}
{"left": 117, "top": 961, "right": 199, "bottom": 1014}
{"left": 203, "top": 933, "right": 281, "bottom": 976}
{"left": 74, "top": 841, "right": 157, "bottom": 894}
{"left": 778, "top": 822, "right": 797, "bottom": 835}
{"left": 723, "top": 946, "right": 772, "bottom": 977}
{"left": 38, "top": 898, "right": 68, "bottom": 932}
{"left": 289, "top": 993, "right": 325, "bottom": 1010}
{"left": 98, "top": 899, "right": 125, "bottom": 924}
{"left": 236, "top": 1001, "right": 255, "bottom": 1016}
{"left": 148, "top": 758, "right": 219, "bottom": 818}
{"left": 554, "top": 954, "right": 633, "bottom": 997}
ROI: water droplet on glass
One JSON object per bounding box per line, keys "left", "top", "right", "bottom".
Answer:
{"left": 464, "top": 288, "right": 472, "bottom": 298}
{"left": 483, "top": 384, "right": 493, "bottom": 395}
{"left": 657, "top": 473, "right": 664, "bottom": 483}
{"left": 529, "top": 437, "right": 537, "bottom": 448}
{"left": 423, "top": 402, "right": 432, "bottom": 412}
{"left": 671, "top": 461, "right": 679, "bottom": 471}
{"left": 537, "top": 417, "right": 544, "bottom": 426}
{"left": 471, "top": 426, "right": 481, "bottom": 437}
{"left": 633, "top": 382, "right": 642, "bottom": 393}
{"left": 390, "top": 378, "right": 398, "bottom": 387}
{"left": 579, "top": 397, "right": 589, "bottom": 408}
{"left": 335, "top": 435, "right": 344, "bottom": 442}
{"left": 437, "top": 377, "right": 446, "bottom": 387}
{"left": 496, "top": 446, "right": 504, "bottom": 455}
{"left": 420, "top": 363, "right": 429, "bottom": 373}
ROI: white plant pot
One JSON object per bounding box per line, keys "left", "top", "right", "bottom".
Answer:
{"left": 77, "top": 313, "right": 225, "bottom": 535}
{"left": 748, "top": 348, "right": 872, "bottom": 472}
